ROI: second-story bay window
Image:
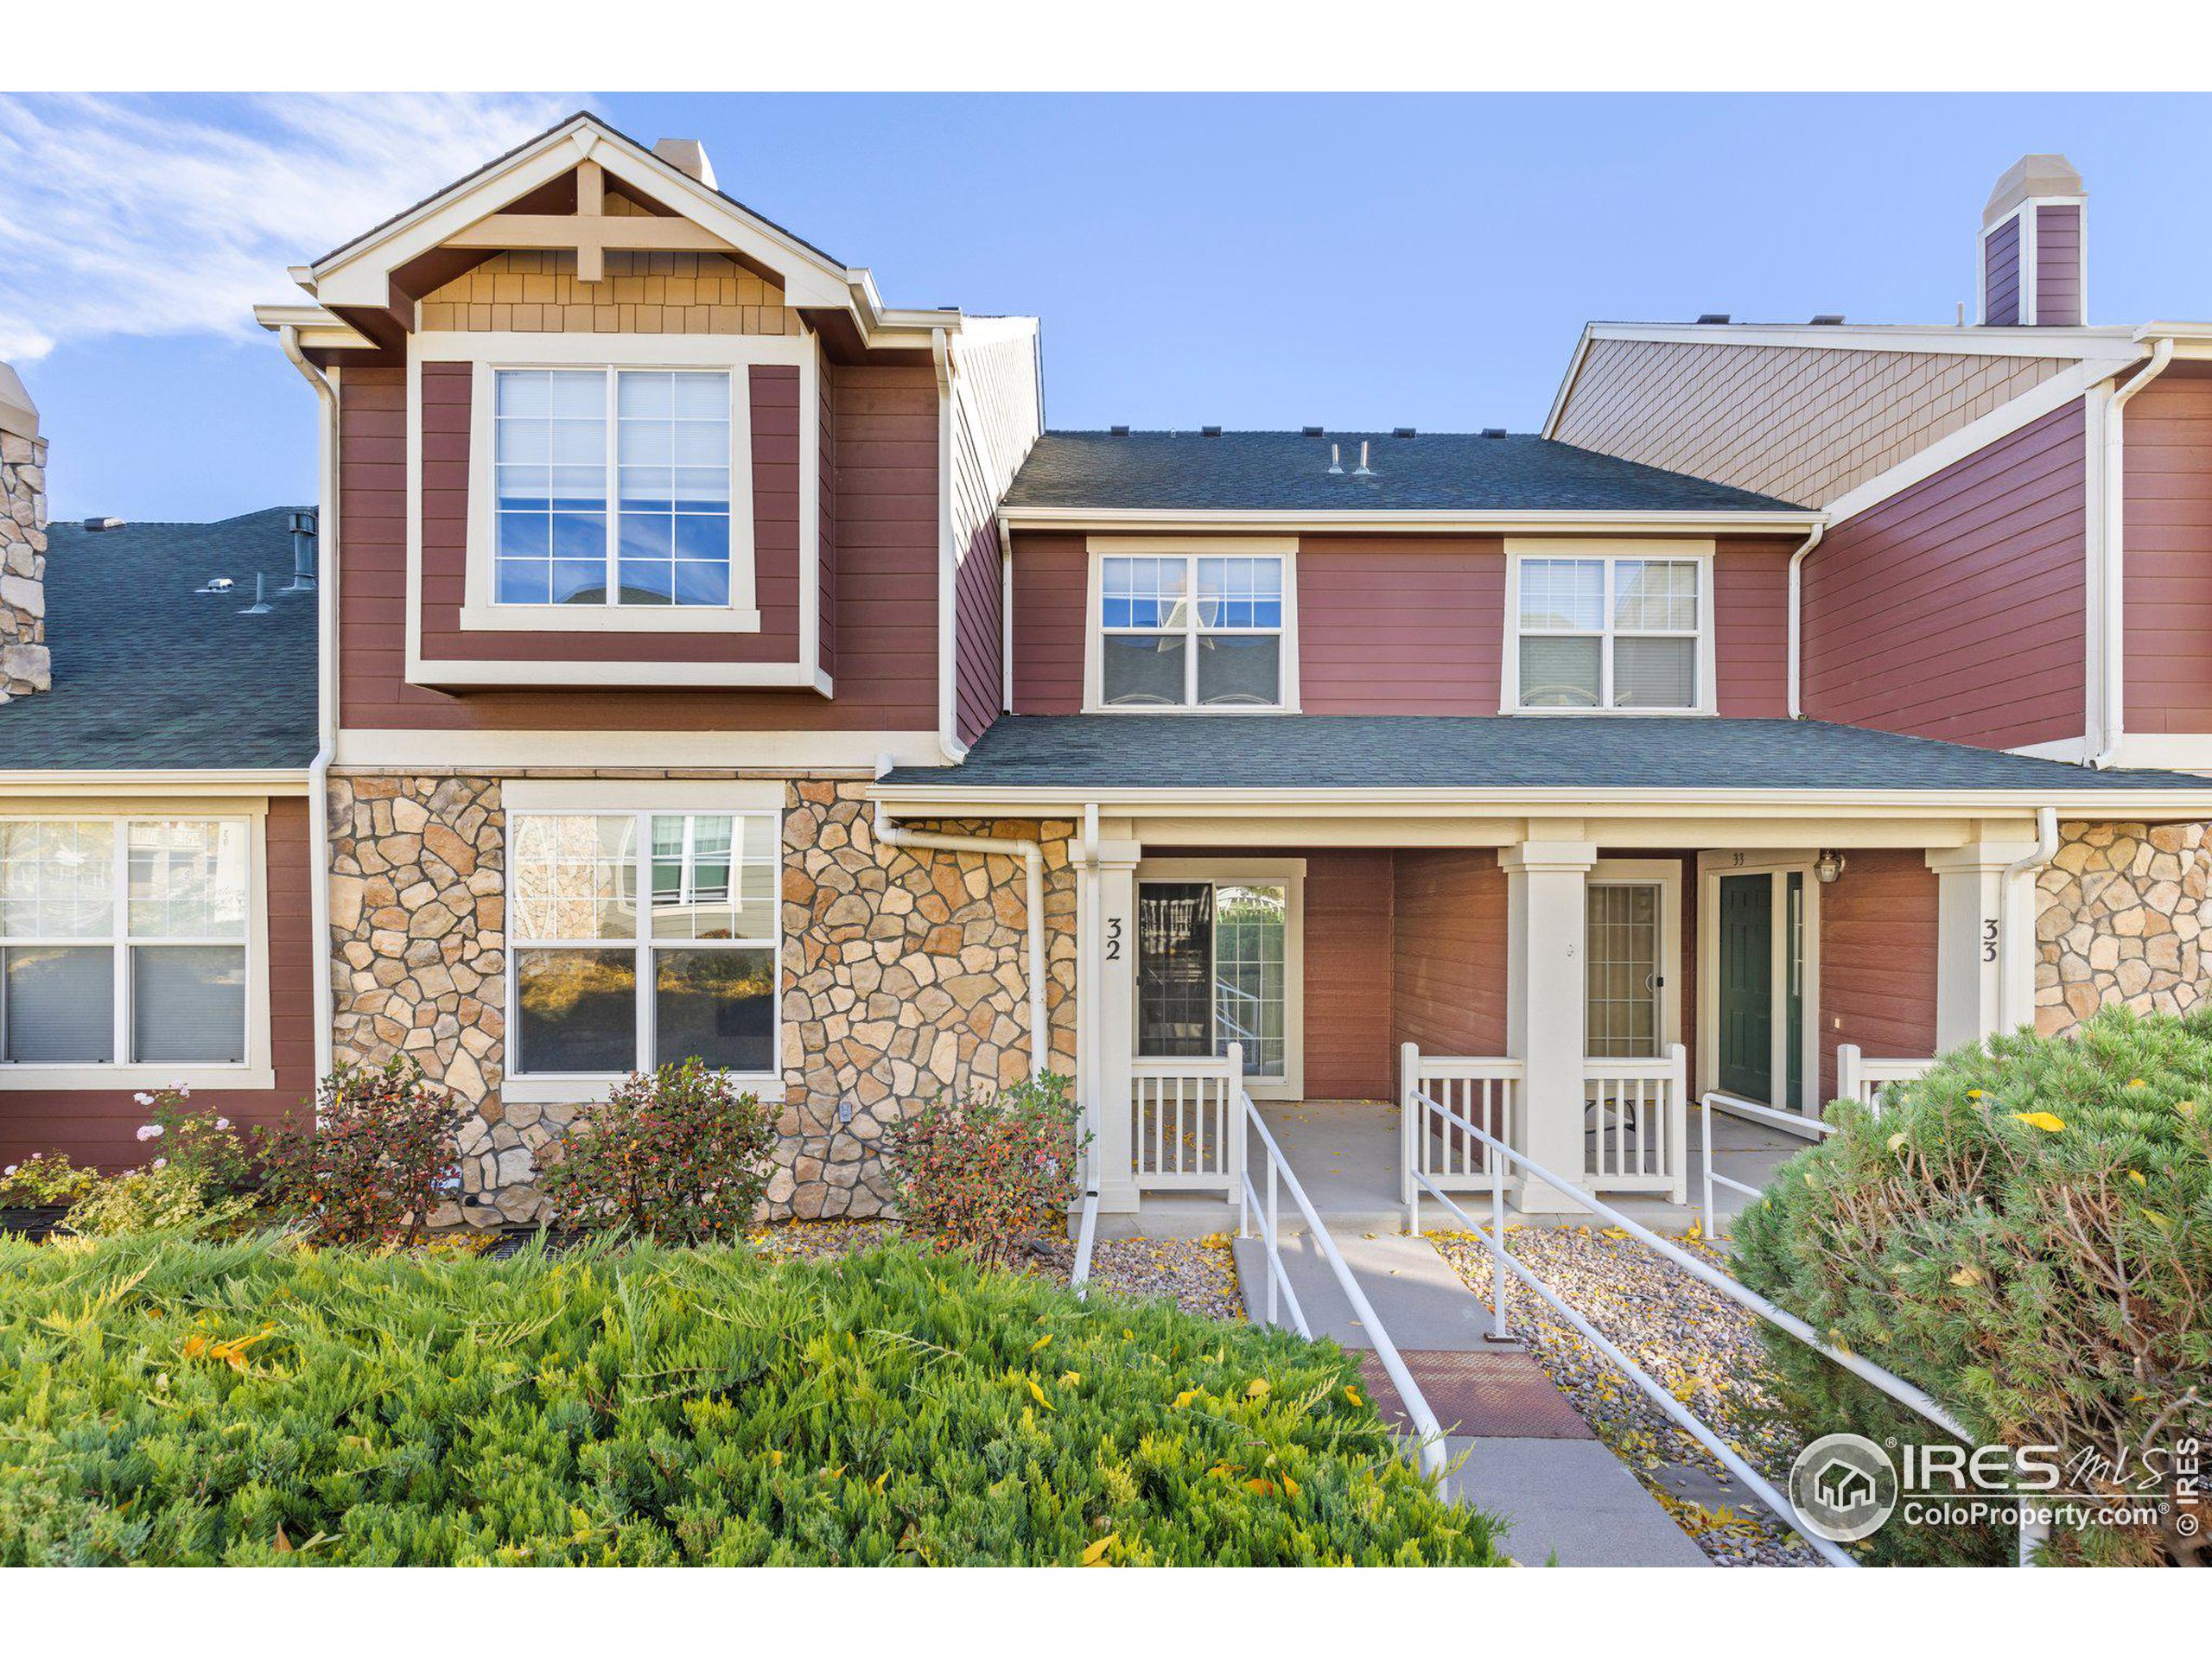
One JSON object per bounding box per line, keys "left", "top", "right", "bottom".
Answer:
{"left": 1514, "top": 553, "right": 1707, "bottom": 711}
{"left": 493, "top": 368, "right": 734, "bottom": 608}
{"left": 1096, "top": 551, "right": 1292, "bottom": 709}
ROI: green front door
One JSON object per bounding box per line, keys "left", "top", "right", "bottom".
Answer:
{"left": 1718, "top": 874, "right": 1773, "bottom": 1102}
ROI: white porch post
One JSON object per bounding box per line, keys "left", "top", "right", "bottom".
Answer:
{"left": 1927, "top": 840, "right": 2042, "bottom": 1048}
{"left": 1501, "top": 840, "right": 1598, "bottom": 1213}
{"left": 1092, "top": 837, "right": 1143, "bottom": 1213}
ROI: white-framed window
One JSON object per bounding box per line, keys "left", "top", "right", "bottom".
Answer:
{"left": 1504, "top": 541, "right": 1715, "bottom": 714}
{"left": 0, "top": 818, "right": 252, "bottom": 1070}
{"left": 1085, "top": 540, "right": 1299, "bottom": 712}
{"left": 492, "top": 366, "right": 734, "bottom": 609}
{"left": 506, "top": 807, "right": 780, "bottom": 1089}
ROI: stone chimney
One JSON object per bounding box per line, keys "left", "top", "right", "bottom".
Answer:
{"left": 1980, "top": 154, "right": 2086, "bottom": 327}
{"left": 0, "top": 362, "right": 48, "bottom": 702}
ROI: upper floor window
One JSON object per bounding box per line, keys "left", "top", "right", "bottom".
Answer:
{"left": 493, "top": 367, "right": 734, "bottom": 608}
{"left": 1511, "top": 551, "right": 1709, "bottom": 712}
{"left": 0, "top": 819, "right": 250, "bottom": 1067}
{"left": 1093, "top": 549, "right": 1294, "bottom": 710}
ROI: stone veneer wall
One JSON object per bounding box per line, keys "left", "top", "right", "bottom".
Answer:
{"left": 326, "top": 772, "right": 1076, "bottom": 1230}
{"left": 0, "top": 425, "right": 49, "bottom": 700}
{"left": 2037, "top": 821, "right": 2212, "bottom": 1036}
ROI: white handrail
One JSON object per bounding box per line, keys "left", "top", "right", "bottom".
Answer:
{"left": 1238, "top": 1092, "right": 1447, "bottom": 1480}
{"left": 1069, "top": 1186, "right": 1101, "bottom": 1301}
{"left": 1700, "top": 1090, "right": 1833, "bottom": 1239}
{"left": 1835, "top": 1042, "right": 1937, "bottom": 1112}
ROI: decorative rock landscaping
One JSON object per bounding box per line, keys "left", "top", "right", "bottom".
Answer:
{"left": 2037, "top": 820, "right": 2212, "bottom": 1037}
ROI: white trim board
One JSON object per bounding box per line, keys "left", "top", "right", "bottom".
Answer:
{"left": 1080, "top": 537, "right": 1300, "bottom": 715}
{"left": 1500, "top": 539, "right": 1717, "bottom": 717}
{"left": 334, "top": 728, "right": 941, "bottom": 772}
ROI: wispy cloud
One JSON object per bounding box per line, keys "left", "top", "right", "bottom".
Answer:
{"left": 0, "top": 92, "right": 580, "bottom": 360}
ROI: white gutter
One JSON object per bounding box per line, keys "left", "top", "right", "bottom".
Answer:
{"left": 1784, "top": 521, "right": 1827, "bottom": 721}
{"left": 873, "top": 772, "right": 1046, "bottom": 1080}
{"left": 930, "top": 329, "right": 968, "bottom": 765}
{"left": 2000, "top": 806, "right": 2060, "bottom": 1030}
{"left": 277, "top": 324, "right": 340, "bottom": 1081}
{"left": 2092, "top": 337, "right": 2176, "bottom": 768}
{"left": 1001, "top": 506, "right": 1823, "bottom": 536}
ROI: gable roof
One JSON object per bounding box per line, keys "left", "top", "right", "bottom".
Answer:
{"left": 0, "top": 510, "right": 317, "bottom": 772}
{"left": 1001, "top": 430, "right": 1808, "bottom": 516}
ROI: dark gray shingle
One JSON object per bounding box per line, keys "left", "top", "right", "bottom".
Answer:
{"left": 0, "top": 509, "right": 317, "bottom": 771}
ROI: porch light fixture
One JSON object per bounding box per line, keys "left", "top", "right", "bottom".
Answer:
{"left": 1815, "top": 850, "right": 1847, "bottom": 885}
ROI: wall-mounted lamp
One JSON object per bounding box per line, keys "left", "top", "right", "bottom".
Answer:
{"left": 1815, "top": 850, "right": 1847, "bottom": 885}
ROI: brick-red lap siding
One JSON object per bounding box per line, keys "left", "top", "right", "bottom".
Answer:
{"left": 2124, "top": 365, "right": 2212, "bottom": 733}
{"left": 0, "top": 798, "right": 317, "bottom": 1173}
{"left": 1817, "top": 848, "right": 1939, "bottom": 1103}
{"left": 1802, "top": 398, "right": 2087, "bottom": 749}
{"left": 337, "top": 361, "right": 939, "bottom": 730}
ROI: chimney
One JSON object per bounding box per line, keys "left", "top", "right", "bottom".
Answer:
{"left": 652, "top": 138, "right": 718, "bottom": 191}
{"left": 0, "top": 361, "right": 49, "bottom": 702}
{"left": 1980, "top": 154, "right": 2086, "bottom": 327}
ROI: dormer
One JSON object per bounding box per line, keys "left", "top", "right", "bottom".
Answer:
{"left": 1980, "top": 153, "right": 2087, "bottom": 327}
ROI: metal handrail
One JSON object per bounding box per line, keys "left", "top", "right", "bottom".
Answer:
{"left": 1238, "top": 1092, "right": 1447, "bottom": 1479}
{"left": 1700, "top": 1090, "right": 1832, "bottom": 1239}
{"left": 1070, "top": 1186, "right": 1101, "bottom": 1300}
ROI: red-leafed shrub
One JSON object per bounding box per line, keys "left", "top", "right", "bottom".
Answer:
{"left": 888, "top": 1073, "right": 1085, "bottom": 1268}
{"left": 262, "top": 1058, "right": 465, "bottom": 1245}
{"left": 539, "top": 1058, "right": 776, "bottom": 1244}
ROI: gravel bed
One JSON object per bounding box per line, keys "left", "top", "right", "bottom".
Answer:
{"left": 1430, "top": 1224, "right": 1821, "bottom": 1567}
{"left": 745, "top": 1220, "right": 1244, "bottom": 1324}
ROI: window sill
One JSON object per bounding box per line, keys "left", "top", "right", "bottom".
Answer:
{"left": 1504, "top": 706, "right": 1717, "bottom": 718}
{"left": 458, "top": 602, "right": 764, "bottom": 635}
{"left": 0, "top": 1065, "right": 274, "bottom": 1094}
{"left": 503, "top": 1072, "right": 786, "bottom": 1107}
{"left": 1080, "top": 703, "right": 1301, "bottom": 716}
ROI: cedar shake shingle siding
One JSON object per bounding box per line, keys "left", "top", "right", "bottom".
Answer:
{"left": 1818, "top": 848, "right": 1940, "bottom": 1102}
{"left": 2035, "top": 205, "right": 2084, "bottom": 327}
{"left": 1801, "top": 398, "right": 2088, "bottom": 750}
{"left": 1985, "top": 215, "right": 2022, "bottom": 326}
{"left": 2124, "top": 365, "right": 2212, "bottom": 732}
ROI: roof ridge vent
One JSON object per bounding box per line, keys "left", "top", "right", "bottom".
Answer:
{"left": 1201, "top": 425, "right": 1222, "bottom": 437}
{"left": 1482, "top": 428, "right": 1508, "bottom": 439}
{"left": 1392, "top": 426, "right": 1415, "bottom": 439}
{"left": 81, "top": 516, "right": 125, "bottom": 532}
{"left": 1109, "top": 424, "right": 1130, "bottom": 436}
{"left": 1301, "top": 425, "right": 1323, "bottom": 438}
{"left": 1696, "top": 312, "right": 1732, "bottom": 324}
{"left": 1810, "top": 314, "right": 1846, "bottom": 325}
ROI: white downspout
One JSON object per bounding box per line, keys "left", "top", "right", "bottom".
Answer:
{"left": 872, "top": 780, "right": 1046, "bottom": 1080}
{"left": 2000, "top": 806, "right": 2060, "bottom": 1033}
{"left": 278, "top": 325, "right": 339, "bottom": 1081}
{"left": 2092, "top": 338, "right": 2175, "bottom": 767}
{"left": 1784, "top": 521, "right": 1826, "bottom": 721}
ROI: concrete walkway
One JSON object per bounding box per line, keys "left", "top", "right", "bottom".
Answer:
{"left": 1233, "top": 1229, "right": 1709, "bottom": 1567}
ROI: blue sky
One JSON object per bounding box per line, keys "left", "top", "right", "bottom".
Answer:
{"left": 7, "top": 92, "right": 2211, "bottom": 522}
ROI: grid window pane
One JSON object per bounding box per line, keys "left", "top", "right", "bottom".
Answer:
{"left": 1586, "top": 885, "right": 1661, "bottom": 1058}
{"left": 1101, "top": 633, "right": 1187, "bottom": 705}
{"left": 493, "top": 371, "right": 607, "bottom": 606}
{"left": 132, "top": 945, "right": 246, "bottom": 1064}
{"left": 614, "top": 370, "right": 730, "bottom": 609}
{"left": 0, "top": 821, "right": 113, "bottom": 938}
{"left": 1213, "top": 885, "right": 1286, "bottom": 1079}
{"left": 515, "top": 948, "right": 638, "bottom": 1074}
{"left": 1613, "top": 637, "right": 1696, "bottom": 708}
{"left": 1613, "top": 560, "right": 1699, "bottom": 632}
{"left": 1195, "top": 634, "right": 1281, "bottom": 705}
{"left": 1196, "top": 557, "right": 1284, "bottom": 629}
{"left": 1519, "top": 635, "right": 1602, "bottom": 707}
{"left": 1519, "top": 559, "right": 1605, "bottom": 630}
{"left": 3, "top": 944, "right": 113, "bottom": 1062}
{"left": 511, "top": 815, "right": 638, "bottom": 942}
{"left": 650, "top": 814, "right": 776, "bottom": 941}
{"left": 1100, "top": 557, "right": 1187, "bottom": 630}
{"left": 128, "top": 822, "right": 247, "bottom": 940}
{"left": 654, "top": 947, "right": 775, "bottom": 1071}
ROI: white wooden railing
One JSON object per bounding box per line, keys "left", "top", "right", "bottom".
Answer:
{"left": 1583, "top": 1045, "right": 1689, "bottom": 1203}
{"left": 1130, "top": 1045, "right": 1244, "bottom": 1194}
{"left": 1398, "top": 1051, "right": 1523, "bottom": 1211}
{"left": 1835, "top": 1042, "right": 1938, "bottom": 1113}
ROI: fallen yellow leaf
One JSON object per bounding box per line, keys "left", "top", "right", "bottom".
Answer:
{"left": 2011, "top": 1111, "right": 2066, "bottom": 1134}
{"left": 1246, "top": 1378, "right": 1271, "bottom": 1400}
{"left": 1028, "top": 1378, "right": 1054, "bottom": 1412}
{"left": 1081, "top": 1534, "right": 1116, "bottom": 1567}
{"left": 1949, "top": 1265, "right": 1985, "bottom": 1287}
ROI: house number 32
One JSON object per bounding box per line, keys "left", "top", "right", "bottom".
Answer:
{"left": 1105, "top": 918, "right": 1123, "bottom": 960}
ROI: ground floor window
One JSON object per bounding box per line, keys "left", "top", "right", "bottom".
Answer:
{"left": 1135, "top": 879, "right": 1287, "bottom": 1078}
{"left": 508, "top": 809, "right": 779, "bottom": 1078}
{"left": 0, "top": 818, "right": 250, "bottom": 1066}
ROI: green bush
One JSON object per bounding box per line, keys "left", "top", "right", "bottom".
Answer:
{"left": 65, "top": 1163, "right": 257, "bottom": 1239}
{"left": 1735, "top": 1007, "right": 2212, "bottom": 1566}
{"left": 889, "top": 1073, "right": 1086, "bottom": 1269}
{"left": 539, "top": 1058, "right": 775, "bottom": 1244}
{"left": 0, "top": 1233, "right": 1501, "bottom": 1567}
{"left": 0, "top": 1152, "right": 98, "bottom": 1210}
{"left": 260, "top": 1058, "right": 463, "bottom": 1246}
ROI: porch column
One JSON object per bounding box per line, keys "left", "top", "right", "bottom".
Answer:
{"left": 1926, "top": 839, "right": 2042, "bottom": 1049}
{"left": 1091, "top": 838, "right": 1143, "bottom": 1213}
{"left": 1501, "top": 840, "right": 1598, "bottom": 1214}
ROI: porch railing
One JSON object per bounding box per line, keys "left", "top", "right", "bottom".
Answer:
{"left": 1584, "top": 1046, "right": 1690, "bottom": 1203}
{"left": 1130, "top": 1045, "right": 1245, "bottom": 1195}
{"left": 1700, "top": 1089, "right": 1833, "bottom": 1238}
{"left": 1835, "top": 1043, "right": 1938, "bottom": 1113}
{"left": 1397, "top": 1052, "right": 1523, "bottom": 1211}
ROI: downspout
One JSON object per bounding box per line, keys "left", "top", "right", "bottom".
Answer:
{"left": 873, "top": 778, "right": 1046, "bottom": 1080}
{"left": 1999, "top": 807, "right": 2060, "bottom": 1033}
{"left": 278, "top": 325, "right": 339, "bottom": 1081}
{"left": 1784, "top": 521, "right": 1826, "bottom": 721}
{"left": 2092, "top": 338, "right": 2175, "bottom": 767}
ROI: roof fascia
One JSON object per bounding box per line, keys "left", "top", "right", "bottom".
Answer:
{"left": 0, "top": 770, "right": 313, "bottom": 793}
{"left": 251, "top": 302, "right": 373, "bottom": 353}
{"left": 1575, "top": 321, "right": 2142, "bottom": 361}
{"left": 1000, "top": 506, "right": 1822, "bottom": 536}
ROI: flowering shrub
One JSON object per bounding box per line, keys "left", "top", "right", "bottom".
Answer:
{"left": 130, "top": 1086, "right": 260, "bottom": 1200}
{"left": 887, "top": 1073, "right": 1085, "bottom": 1269}
{"left": 540, "top": 1058, "right": 774, "bottom": 1244}
{"left": 260, "top": 1059, "right": 465, "bottom": 1246}
{"left": 65, "top": 1162, "right": 257, "bottom": 1237}
{"left": 0, "top": 1152, "right": 98, "bottom": 1211}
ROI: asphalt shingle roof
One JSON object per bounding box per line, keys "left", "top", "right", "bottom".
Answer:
{"left": 0, "top": 508, "right": 318, "bottom": 771}
{"left": 885, "top": 715, "right": 2212, "bottom": 794}
{"left": 1002, "top": 431, "right": 1808, "bottom": 514}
